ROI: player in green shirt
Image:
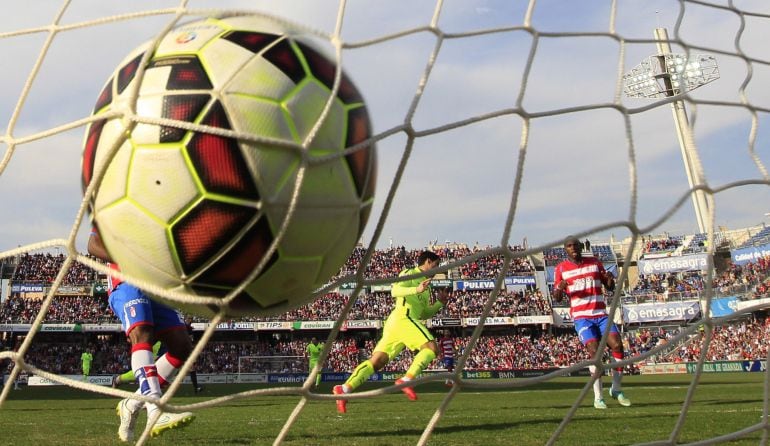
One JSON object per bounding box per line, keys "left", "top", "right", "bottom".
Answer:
{"left": 81, "top": 349, "right": 94, "bottom": 381}
{"left": 333, "top": 250, "right": 450, "bottom": 413}
{"left": 306, "top": 337, "right": 324, "bottom": 387}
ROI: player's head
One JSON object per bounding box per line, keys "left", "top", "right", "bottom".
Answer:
{"left": 311, "top": 337, "right": 318, "bottom": 344}
{"left": 417, "top": 250, "right": 441, "bottom": 275}
{"left": 563, "top": 235, "right": 583, "bottom": 261}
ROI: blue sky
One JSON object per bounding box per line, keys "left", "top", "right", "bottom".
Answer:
{"left": 0, "top": 0, "right": 769, "bottom": 255}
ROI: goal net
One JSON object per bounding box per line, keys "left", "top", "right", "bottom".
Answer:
{"left": 2, "top": 0, "right": 770, "bottom": 445}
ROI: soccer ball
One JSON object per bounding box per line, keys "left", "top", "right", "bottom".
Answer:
{"left": 81, "top": 15, "right": 376, "bottom": 317}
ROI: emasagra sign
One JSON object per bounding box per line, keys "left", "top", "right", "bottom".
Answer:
{"left": 637, "top": 254, "right": 710, "bottom": 274}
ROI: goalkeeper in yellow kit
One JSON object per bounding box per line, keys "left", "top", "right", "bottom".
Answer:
{"left": 333, "top": 250, "right": 450, "bottom": 413}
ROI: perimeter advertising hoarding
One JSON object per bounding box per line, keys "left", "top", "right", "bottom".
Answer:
{"left": 731, "top": 243, "right": 770, "bottom": 265}
{"left": 455, "top": 277, "right": 535, "bottom": 291}
{"left": 622, "top": 301, "right": 701, "bottom": 323}
{"left": 709, "top": 296, "right": 738, "bottom": 317}
{"left": 637, "top": 253, "right": 710, "bottom": 274}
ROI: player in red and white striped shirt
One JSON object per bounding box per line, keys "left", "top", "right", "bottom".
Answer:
{"left": 438, "top": 332, "right": 455, "bottom": 386}
{"left": 552, "top": 236, "right": 630, "bottom": 409}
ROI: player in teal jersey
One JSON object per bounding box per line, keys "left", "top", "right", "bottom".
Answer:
{"left": 306, "top": 337, "right": 324, "bottom": 387}
{"left": 333, "top": 250, "right": 450, "bottom": 413}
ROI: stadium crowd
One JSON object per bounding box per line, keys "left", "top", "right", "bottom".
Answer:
{"left": 337, "top": 244, "right": 534, "bottom": 280}
{"left": 0, "top": 289, "right": 552, "bottom": 324}
{"left": 11, "top": 253, "right": 97, "bottom": 285}
{"left": 3, "top": 243, "right": 770, "bottom": 380}
{"left": 6, "top": 315, "right": 770, "bottom": 377}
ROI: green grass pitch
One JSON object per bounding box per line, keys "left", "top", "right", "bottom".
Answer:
{"left": 1, "top": 373, "right": 767, "bottom": 445}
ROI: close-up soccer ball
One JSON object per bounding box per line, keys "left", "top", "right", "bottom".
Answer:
{"left": 81, "top": 14, "right": 377, "bottom": 317}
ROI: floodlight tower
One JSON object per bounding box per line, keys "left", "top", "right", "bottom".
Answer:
{"left": 622, "top": 28, "right": 720, "bottom": 234}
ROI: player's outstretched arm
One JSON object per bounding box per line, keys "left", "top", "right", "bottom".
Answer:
{"left": 87, "top": 231, "right": 112, "bottom": 262}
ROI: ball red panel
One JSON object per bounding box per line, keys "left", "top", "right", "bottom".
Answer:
{"left": 160, "top": 94, "right": 210, "bottom": 143}
{"left": 81, "top": 119, "right": 107, "bottom": 192}
{"left": 186, "top": 101, "right": 259, "bottom": 199}
{"left": 299, "top": 43, "right": 362, "bottom": 104}
{"left": 172, "top": 199, "right": 257, "bottom": 275}
{"left": 195, "top": 216, "right": 277, "bottom": 287}
{"left": 117, "top": 53, "right": 144, "bottom": 94}
{"left": 222, "top": 30, "right": 279, "bottom": 54}
{"left": 263, "top": 39, "right": 305, "bottom": 84}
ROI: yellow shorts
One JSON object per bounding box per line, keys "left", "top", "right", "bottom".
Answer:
{"left": 374, "top": 313, "right": 434, "bottom": 361}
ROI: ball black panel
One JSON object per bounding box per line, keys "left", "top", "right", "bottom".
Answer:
{"left": 172, "top": 199, "right": 257, "bottom": 275}
{"left": 150, "top": 55, "right": 213, "bottom": 91}
{"left": 344, "top": 106, "right": 376, "bottom": 202}
{"left": 186, "top": 101, "right": 260, "bottom": 200}
{"left": 298, "top": 42, "right": 362, "bottom": 104}
{"left": 117, "top": 53, "right": 144, "bottom": 94}
{"left": 81, "top": 119, "right": 107, "bottom": 193}
{"left": 222, "top": 30, "right": 280, "bottom": 54}
{"left": 263, "top": 38, "right": 305, "bottom": 85}
{"left": 93, "top": 79, "right": 113, "bottom": 113}
{"left": 195, "top": 216, "right": 277, "bottom": 287}
{"left": 160, "top": 94, "right": 210, "bottom": 143}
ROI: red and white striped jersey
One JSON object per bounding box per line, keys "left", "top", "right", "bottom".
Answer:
{"left": 439, "top": 337, "right": 455, "bottom": 359}
{"left": 553, "top": 257, "right": 608, "bottom": 320}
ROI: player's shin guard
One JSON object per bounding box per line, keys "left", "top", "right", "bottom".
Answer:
{"left": 406, "top": 348, "right": 436, "bottom": 379}
{"left": 344, "top": 360, "right": 375, "bottom": 391}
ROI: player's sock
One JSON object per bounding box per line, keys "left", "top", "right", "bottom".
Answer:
{"left": 589, "top": 365, "right": 602, "bottom": 400}
{"left": 132, "top": 342, "right": 162, "bottom": 403}
{"left": 344, "top": 360, "right": 375, "bottom": 391}
{"left": 406, "top": 348, "right": 436, "bottom": 378}
{"left": 155, "top": 352, "right": 183, "bottom": 386}
{"left": 610, "top": 351, "right": 623, "bottom": 392}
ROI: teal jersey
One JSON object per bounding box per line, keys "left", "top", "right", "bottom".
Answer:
{"left": 390, "top": 266, "right": 444, "bottom": 320}
{"left": 307, "top": 343, "right": 323, "bottom": 362}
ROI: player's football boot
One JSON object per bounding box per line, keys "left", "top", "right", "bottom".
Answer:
{"left": 116, "top": 398, "right": 141, "bottom": 442}
{"left": 111, "top": 375, "right": 120, "bottom": 388}
{"left": 395, "top": 378, "right": 418, "bottom": 401}
{"left": 610, "top": 389, "right": 632, "bottom": 407}
{"left": 593, "top": 398, "right": 608, "bottom": 409}
{"left": 333, "top": 385, "right": 347, "bottom": 414}
{"left": 150, "top": 411, "right": 195, "bottom": 437}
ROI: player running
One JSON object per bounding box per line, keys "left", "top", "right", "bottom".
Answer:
{"left": 333, "top": 250, "right": 450, "bottom": 413}
{"left": 89, "top": 230, "right": 195, "bottom": 441}
{"left": 551, "top": 236, "right": 630, "bottom": 409}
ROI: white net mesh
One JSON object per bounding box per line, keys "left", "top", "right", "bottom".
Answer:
{"left": 2, "top": 0, "right": 770, "bottom": 445}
